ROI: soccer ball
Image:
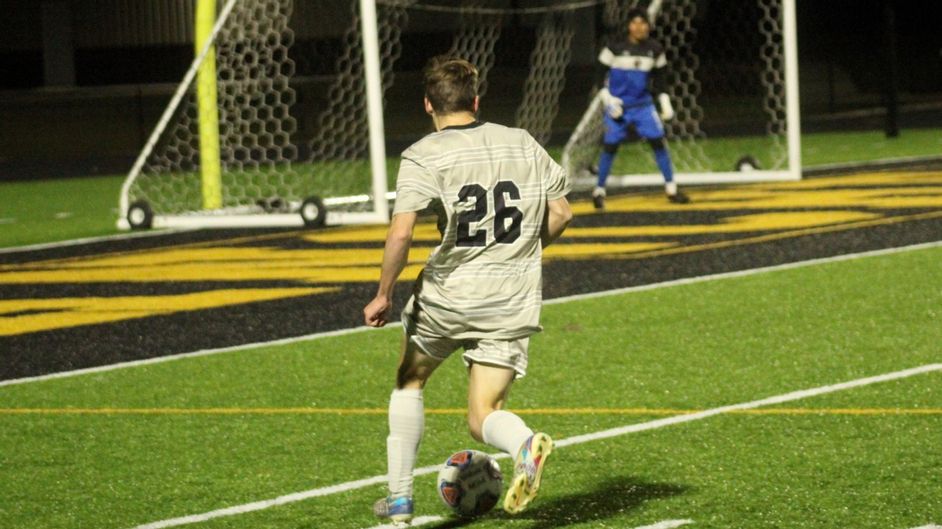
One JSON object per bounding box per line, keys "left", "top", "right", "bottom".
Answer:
{"left": 436, "top": 450, "right": 503, "bottom": 518}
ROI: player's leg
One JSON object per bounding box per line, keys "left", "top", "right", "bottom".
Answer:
{"left": 464, "top": 340, "right": 554, "bottom": 514}
{"left": 375, "top": 333, "right": 451, "bottom": 524}
{"left": 635, "top": 106, "right": 690, "bottom": 203}
{"left": 595, "top": 114, "right": 628, "bottom": 210}
{"left": 467, "top": 361, "right": 520, "bottom": 443}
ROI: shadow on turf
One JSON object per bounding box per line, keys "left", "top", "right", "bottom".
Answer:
{"left": 424, "top": 476, "right": 689, "bottom": 528}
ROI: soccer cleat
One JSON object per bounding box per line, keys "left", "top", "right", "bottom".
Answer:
{"left": 667, "top": 190, "right": 690, "bottom": 204}
{"left": 503, "top": 432, "right": 554, "bottom": 514}
{"left": 592, "top": 187, "right": 606, "bottom": 210}
{"left": 373, "top": 496, "right": 413, "bottom": 526}
{"left": 592, "top": 194, "right": 605, "bottom": 210}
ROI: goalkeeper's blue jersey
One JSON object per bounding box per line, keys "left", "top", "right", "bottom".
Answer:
{"left": 598, "top": 39, "right": 667, "bottom": 107}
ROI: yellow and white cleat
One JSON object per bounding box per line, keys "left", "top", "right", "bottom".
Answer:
{"left": 502, "top": 432, "right": 554, "bottom": 514}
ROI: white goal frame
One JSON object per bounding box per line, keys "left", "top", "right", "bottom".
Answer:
{"left": 118, "top": 0, "right": 801, "bottom": 230}
{"left": 563, "top": 0, "right": 801, "bottom": 189}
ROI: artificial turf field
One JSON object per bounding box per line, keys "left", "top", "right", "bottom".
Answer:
{"left": 1, "top": 169, "right": 941, "bottom": 528}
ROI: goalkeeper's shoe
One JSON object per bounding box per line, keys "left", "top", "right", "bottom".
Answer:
{"left": 667, "top": 190, "right": 691, "bottom": 204}
{"left": 503, "top": 433, "right": 554, "bottom": 514}
{"left": 373, "top": 496, "right": 413, "bottom": 526}
{"left": 592, "top": 187, "right": 606, "bottom": 210}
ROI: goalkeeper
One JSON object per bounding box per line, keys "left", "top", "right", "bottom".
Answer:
{"left": 593, "top": 7, "right": 690, "bottom": 209}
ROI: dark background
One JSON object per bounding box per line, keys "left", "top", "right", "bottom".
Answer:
{"left": 0, "top": 0, "right": 940, "bottom": 181}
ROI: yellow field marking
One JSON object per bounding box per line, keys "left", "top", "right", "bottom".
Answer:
{"left": 0, "top": 243, "right": 676, "bottom": 284}
{"left": 0, "top": 248, "right": 430, "bottom": 284}
{"left": 301, "top": 172, "right": 940, "bottom": 242}
{"left": 543, "top": 241, "right": 675, "bottom": 258}
{"left": 750, "top": 171, "right": 942, "bottom": 190}
{"left": 2, "top": 209, "right": 939, "bottom": 285}
{"left": 0, "top": 173, "right": 934, "bottom": 277}
{"left": 0, "top": 287, "right": 335, "bottom": 336}
{"left": 569, "top": 184, "right": 942, "bottom": 215}
{"left": 563, "top": 210, "right": 882, "bottom": 238}
{"left": 303, "top": 223, "right": 442, "bottom": 244}
{"left": 302, "top": 211, "right": 882, "bottom": 242}
{"left": 589, "top": 209, "right": 942, "bottom": 262}
{"left": 3, "top": 228, "right": 311, "bottom": 270}
{"left": 1, "top": 407, "right": 939, "bottom": 416}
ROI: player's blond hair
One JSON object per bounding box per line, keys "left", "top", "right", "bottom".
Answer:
{"left": 423, "top": 55, "right": 478, "bottom": 114}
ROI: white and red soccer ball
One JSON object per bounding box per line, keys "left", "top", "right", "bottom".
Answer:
{"left": 436, "top": 450, "right": 503, "bottom": 518}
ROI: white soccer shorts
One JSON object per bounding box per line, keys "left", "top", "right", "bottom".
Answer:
{"left": 407, "top": 333, "right": 530, "bottom": 379}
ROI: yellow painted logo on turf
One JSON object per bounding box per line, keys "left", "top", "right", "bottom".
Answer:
{"left": 1, "top": 171, "right": 940, "bottom": 336}
{"left": 0, "top": 288, "right": 335, "bottom": 336}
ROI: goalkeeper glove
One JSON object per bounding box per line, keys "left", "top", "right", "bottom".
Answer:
{"left": 599, "top": 87, "right": 624, "bottom": 119}
{"left": 657, "top": 93, "right": 675, "bottom": 121}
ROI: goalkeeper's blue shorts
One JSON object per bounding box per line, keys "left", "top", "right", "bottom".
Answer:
{"left": 603, "top": 103, "right": 664, "bottom": 145}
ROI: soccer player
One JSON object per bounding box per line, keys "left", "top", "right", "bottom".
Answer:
{"left": 364, "top": 55, "right": 572, "bottom": 525}
{"left": 593, "top": 7, "right": 690, "bottom": 209}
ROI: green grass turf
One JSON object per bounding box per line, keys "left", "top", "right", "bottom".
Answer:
{"left": 1, "top": 245, "right": 940, "bottom": 528}
{"left": 0, "top": 174, "right": 123, "bottom": 248}
{"left": 602, "top": 127, "right": 942, "bottom": 175}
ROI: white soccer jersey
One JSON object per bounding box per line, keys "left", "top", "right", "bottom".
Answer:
{"left": 393, "top": 121, "right": 570, "bottom": 340}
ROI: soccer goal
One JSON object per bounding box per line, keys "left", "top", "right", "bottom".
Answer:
{"left": 117, "top": 0, "right": 800, "bottom": 230}
{"left": 563, "top": 0, "right": 801, "bottom": 188}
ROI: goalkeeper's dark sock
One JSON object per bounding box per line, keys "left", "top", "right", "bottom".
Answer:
{"left": 597, "top": 151, "right": 616, "bottom": 188}
{"left": 654, "top": 147, "right": 674, "bottom": 184}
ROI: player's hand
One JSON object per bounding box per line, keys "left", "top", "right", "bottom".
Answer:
{"left": 657, "top": 93, "right": 675, "bottom": 121}
{"left": 599, "top": 87, "right": 624, "bottom": 119}
{"left": 363, "top": 295, "right": 392, "bottom": 327}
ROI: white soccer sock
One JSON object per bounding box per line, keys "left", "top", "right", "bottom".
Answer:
{"left": 665, "top": 181, "right": 678, "bottom": 195}
{"left": 386, "top": 388, "right": 424, "bottom": 498}
{"left": 481, "top": 410, "right": 534, "bottom": 459}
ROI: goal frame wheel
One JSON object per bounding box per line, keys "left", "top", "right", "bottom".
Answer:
{"left": 735, "top": 155, "right": 761, "bottom": 172}
{"left": 300, "top": 196, "right": 327, "bottom": 228}
{"left": 127, "top": 200, "right": 154, "bottom": 230}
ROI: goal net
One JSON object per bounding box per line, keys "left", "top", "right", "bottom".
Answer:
{"left": 563, "top": 0, "right": 800, "bottom": 188}
{"left": 117, "top": 0, "right": 799, "bottom": 230}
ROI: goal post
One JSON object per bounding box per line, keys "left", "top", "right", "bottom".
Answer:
{"left": 196, "top": 0, "right": 223, "bottom": 210}
{"left": 118, "top": 0, "right": 801, "bottom": 231}
{"left": 118, "top": 0, "right": 391, "bottom": 230}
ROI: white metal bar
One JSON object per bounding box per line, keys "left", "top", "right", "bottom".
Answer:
{"left": 575, "top": 170, "right": 799, "bottom": 189}
{"left": 151, "top": 214, "right": 304, "bottom": 229}
{"left": 783, "top": 0, "right": 802, "bottom": 180}
{"left": 144, "top": 211, "right": 390, "bottom": 230}
{"left": 359, "top": 0, "right": 390, "bottom": 222}
{"left": 323, "top": 191, "right": 397, "bottom": 207}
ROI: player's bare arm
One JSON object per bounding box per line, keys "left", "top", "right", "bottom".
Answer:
{"left": 541, "top": 197, "right": 572, "bottom": 248}
{"left": 364, "top": 211, "right": 418, "bottom": 327}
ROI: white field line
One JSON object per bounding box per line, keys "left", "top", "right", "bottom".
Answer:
{"left": 0, "top": 227, "right": 195, "bottom": 254}
{"left": 635, "top": 520, "right": 694, "bottom": 529}
{"left": 365, "top": 515, "right": 444, "bottom": 529}
{"left": 911, "top": 525, "right": 942, "bottom": 529}
{"left": 130, "top": 363, "right": 942, "bottom": 529}
{"left": 3, "top": 240, "right": 941, "bottom": 389}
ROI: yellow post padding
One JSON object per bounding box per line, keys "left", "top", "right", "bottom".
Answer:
{"left": 195, "top": 0, "right": 222, "bottom": 209}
